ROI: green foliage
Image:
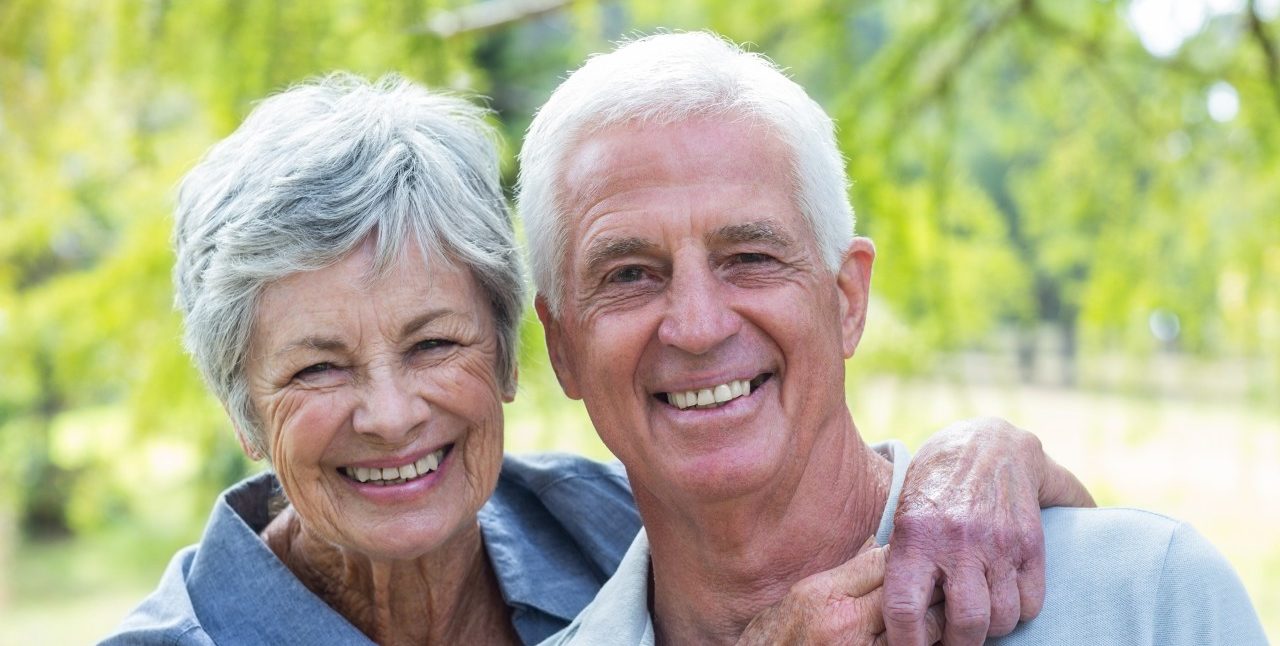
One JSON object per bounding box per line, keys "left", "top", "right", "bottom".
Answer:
{"left": 0, "top": 0, "right": 1275, "bottom": 563}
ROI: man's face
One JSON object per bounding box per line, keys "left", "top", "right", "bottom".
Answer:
{"left": 539, "top": 118, "right": 874, "bottom": 504}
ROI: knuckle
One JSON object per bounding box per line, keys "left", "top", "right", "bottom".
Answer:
{"left": 938, "top": 511, "right": 985, "bottom": 543}
{"left": 809, "top": 613, "right": 855, "bottom": 644}
{"left": 883, "top": 597, "right": 926, "bottom": 627}
{"left": 949, "top": 604, "right": 990, "bottom": 632}
{"left": 988, "top": 613, "right": 1018, "bottom": 637}
{"left": 890, "top": 507, "right": 931, "bottom": 535}
{"left": 1017, "top": 519, "right": 1046, "bottom": 554}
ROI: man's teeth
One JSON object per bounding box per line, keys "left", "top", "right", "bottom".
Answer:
{"left": 667, "top": 379, "right": 752, "bottom": 410}
{"left": 343, "top": 449, "right": 445, "bottom": 485}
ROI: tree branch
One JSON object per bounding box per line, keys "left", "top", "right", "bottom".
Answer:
{"left": 412, "top": 0, "right": 574, "bottom": 38}
{"left": 888, "top": 0, "right": 1026, "bottom": 133}
{"left": 1021, "top": 1, "right": 1153, "bottom": 136}
{"left": 1247, "top": 0, "right": 1280, "bottom": 115}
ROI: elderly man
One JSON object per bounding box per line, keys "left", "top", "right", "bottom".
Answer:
{"left": 521, "top": 32, "right": 1266, "bottom": 645}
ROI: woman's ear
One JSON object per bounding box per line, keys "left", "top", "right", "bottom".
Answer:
{"left": 225, "top": 405, "right": 263, "bottom": 461}
{"left": 502, "top": 365, "right": 519, "bottom": 403}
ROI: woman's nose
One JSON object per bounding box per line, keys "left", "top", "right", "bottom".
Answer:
{"left": 351, "top": 367, "right": 430, "bottom": 442}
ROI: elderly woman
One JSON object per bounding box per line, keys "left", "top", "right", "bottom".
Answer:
{"left": 104, "top": 74, "right": 1089, "bottom": 645}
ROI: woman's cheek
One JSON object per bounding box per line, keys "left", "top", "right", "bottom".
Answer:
{"left": 267, "top": 390, "right": 347, "bottom": 491}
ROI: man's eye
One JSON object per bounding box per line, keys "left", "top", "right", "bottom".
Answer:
{"left": 732, "top": 252, "right": 773, "bottom": 264}
{"left": 608, "top": 266, "right": 648, "bottom": 283}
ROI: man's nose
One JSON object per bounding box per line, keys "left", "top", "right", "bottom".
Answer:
{"left": 352, "top": 366, "right": 430, "bottom": 442}
{"left": 657, "top": 259, "right": 742, "bottom": 355}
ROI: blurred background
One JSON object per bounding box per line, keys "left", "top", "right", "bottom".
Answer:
{"left": 1, "top": 0, "right": 1277, "bottom": 641}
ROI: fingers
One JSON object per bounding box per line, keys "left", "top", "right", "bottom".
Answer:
{"left": 986, "top": 564, "right": 1021, "bottom": 636}
{"left": 922, "top": 603, "right": 946, "bottom": 645}
{"left": 881, "top": 547, "right": 939, "bottom": 646}
{"left": 1016, "top": 548, "right": 1046, "bottom": 621}
{"left": 856, "top": 534, "right": 878, "bottom": 555}
{"left": 860, "top": 586, "right": 886, "bottom": 637}
{"left": 823, "top": 543, "right": 886, "bottom": 598}
{"left": 941, "top": 565, "right": 991, "bottom": 646}
{"left": 874, "top": 603, "right": 944, "bottom": 646}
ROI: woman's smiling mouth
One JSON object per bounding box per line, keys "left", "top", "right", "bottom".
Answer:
{"left": 339, "top": 446, "right": 450, "bottom": 485}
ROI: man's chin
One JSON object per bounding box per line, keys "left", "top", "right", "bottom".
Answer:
{"left": 650, "top": 446, "right": 785, "bottom": 505}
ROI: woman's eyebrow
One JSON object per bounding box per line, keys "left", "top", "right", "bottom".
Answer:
{"left": 399, "top": 309, "right": 453, "bottom": 339}
{"left": 274, "top": 336, "right": 347, "bottom": 359}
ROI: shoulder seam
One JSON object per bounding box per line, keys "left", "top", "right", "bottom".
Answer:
{"left": 1150, "top": 519, "right": 1183, "bottom": 639}
{"left": 532, "top": 472, "right": 631, "bottom": 498}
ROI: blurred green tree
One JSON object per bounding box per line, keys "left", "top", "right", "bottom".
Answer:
{"left": 0, "top": 0, "right": 1276, "bottom": 548}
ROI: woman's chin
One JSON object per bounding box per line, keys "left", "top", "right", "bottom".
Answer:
{"left": 334, "top": 518, "right": 467, "bottom": 563}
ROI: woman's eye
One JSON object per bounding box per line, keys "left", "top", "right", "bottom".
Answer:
{"left": 413, "top": 338, "right": 455, "bottom": 352}
{"left": 294, "top": 362, "right": 335, "bottom": 380}
{"left": 609, "top": 266, "right": 648, "bottom": 283}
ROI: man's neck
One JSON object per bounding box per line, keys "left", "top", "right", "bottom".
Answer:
{"left": 637, "top": 424, "right": 894, "bottom": 645}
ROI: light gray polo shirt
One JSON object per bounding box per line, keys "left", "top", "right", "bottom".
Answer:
{"left": 544, "top": 441, "right": 1268, "bottom": 645}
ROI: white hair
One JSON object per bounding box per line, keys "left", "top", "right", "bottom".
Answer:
{"left": 173, "top": 73, "right": 523, "bottom": 458}
{"left": 517, "top": 31, "right": 854, "bottom": 314}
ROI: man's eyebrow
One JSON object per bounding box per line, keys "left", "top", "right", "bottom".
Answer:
{"left": 709, "top": 220, "right": 796, "bottom": 248}
{"left": 583, "top": 236, "right": 657, "bottom": 276}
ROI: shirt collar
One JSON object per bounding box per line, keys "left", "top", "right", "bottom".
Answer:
{"left": 479, "top": 475, "right": 608, "bottom": 625}
{"left": 551, "top": 440, "right": 913, "bottom": 644}
{"left": 185, "top": 472, "right": 375, "bottom": 645}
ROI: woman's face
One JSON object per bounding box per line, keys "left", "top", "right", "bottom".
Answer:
{"left": 244, "top": 239, "right": 508, "bottom": 561}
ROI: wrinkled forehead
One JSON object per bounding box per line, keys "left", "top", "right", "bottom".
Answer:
{"left": 557, "top": 117, "right": 803, "bottom": 232}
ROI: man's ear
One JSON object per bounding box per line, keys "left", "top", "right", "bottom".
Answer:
{"left": 836, "top": 237, "right": 876, "bottom": 358}
{"left": 535, "top": 294, "right": 582, "bottom": 400}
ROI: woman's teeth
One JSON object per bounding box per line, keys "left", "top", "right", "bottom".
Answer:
{"left": 342, "top": 448, "right": 446, "bottom": 485}
{"left": 666, "top": 379, "right": 752, "bottom": 410}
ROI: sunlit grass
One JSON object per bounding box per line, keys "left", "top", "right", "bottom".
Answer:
{"left": 1, "top": 529, "right": 197, "bottom": 644}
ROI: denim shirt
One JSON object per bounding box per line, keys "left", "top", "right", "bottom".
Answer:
{"left": 101, "top": 453, "right": 641, "bottom": 645}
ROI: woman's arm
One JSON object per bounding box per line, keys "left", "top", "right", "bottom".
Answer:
{"left": 738, "top": 417, "right": 1091, "bottom": 646}
{"left": 884, "top": 417, "right": 1093, "bottom": 645}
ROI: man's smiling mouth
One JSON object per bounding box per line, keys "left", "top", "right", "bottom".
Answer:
{"left": 659, "top": 374, "right": 772, "bottom": 410}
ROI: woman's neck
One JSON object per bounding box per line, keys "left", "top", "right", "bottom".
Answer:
{"left": 261, "top": 508, "right": 519, "bottom": 646}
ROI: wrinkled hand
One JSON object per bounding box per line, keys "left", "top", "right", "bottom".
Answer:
{"left": 883, "top": 417, "right": 1094, "bottom": 646}
{"left": 739, "top": 538, "right": 944, "bottom": 646}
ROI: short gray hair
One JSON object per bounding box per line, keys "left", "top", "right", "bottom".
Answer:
{"left": 173, "top": 73, "right": 523, "bottom": 458}
{"left": 517, "top": 31, "right": 854, "bottom": 315}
